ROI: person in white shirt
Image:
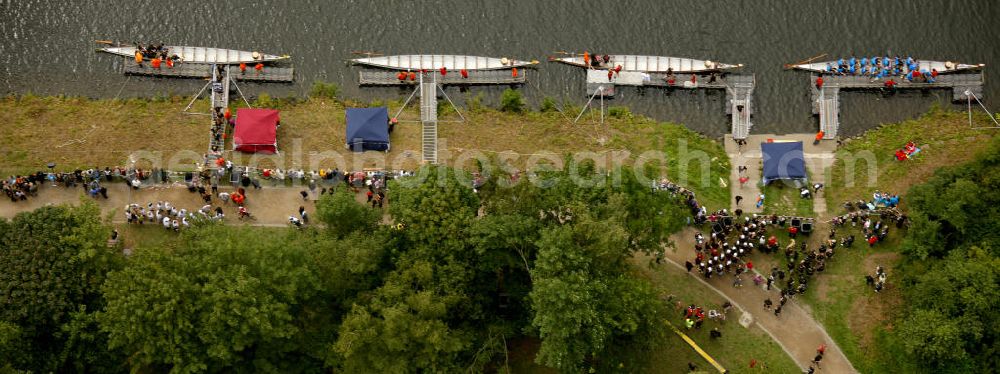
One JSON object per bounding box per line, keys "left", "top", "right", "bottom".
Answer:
{"left": 219, "top": 192, "right": 231, "bottom": 204}
{"left": 162, "top": 216, "right": 171, "bottom": 229}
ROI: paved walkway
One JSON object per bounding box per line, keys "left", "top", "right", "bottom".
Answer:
{"left": 724, "top": 134, "right": 837, "bottom": 216}
{"left": 664, "top": 227, "right": 857, "bottom": 373}
{"left": 0, "top": 181, "right": 358, "bottom": 227}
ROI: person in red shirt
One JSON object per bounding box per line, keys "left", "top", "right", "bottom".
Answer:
{"left": 789, "top": 226, "right": 798, "bottom": 238}
{"left": 895, "top": 149, "right": 909, "bottom": 161}
{"left": 746, "top": 261, "right": 754, "bottom": 272}
{"left": 868, "top": 235, "right": 878, "bottom": 247}
{"left": 815, "top": 76, "right": 824, "bottom": 89}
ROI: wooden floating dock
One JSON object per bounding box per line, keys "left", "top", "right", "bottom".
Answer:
{"left": 121, "top": 59, "right": 294, "bottom": 83}
{"left": 810, "top": 71, "right": 985, "bottom": 139}
{"left": 586, "top": 70, "right": 756, "bottom": 139}
{"left": 358, "top": 69, "right": 527, "bottom": 86}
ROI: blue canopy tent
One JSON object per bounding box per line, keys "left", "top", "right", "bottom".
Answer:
{"left": 761, "top": 141, "right": 807, "bottom": 184}
{"left": 345, "top": 107, "right": 390, "bottom": 152}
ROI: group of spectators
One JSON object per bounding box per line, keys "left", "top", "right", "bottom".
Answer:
{"left": 3, "top": 174, "right": 40, "bottom": 202}
{"left": 124, "top": 200, "right": 221, "bottom": 232}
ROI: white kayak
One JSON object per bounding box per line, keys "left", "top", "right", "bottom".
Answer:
{"left": 549, "top": 54, "right": 742, "bottom": 73}
{"left": 792, "top": 59, "right": 983, "bottom": 74}
{"left": 100, "top": 45, "right": 290, "bottom": 64}
{"left": 351, "top": 55, "right": 538, "bottom": 71}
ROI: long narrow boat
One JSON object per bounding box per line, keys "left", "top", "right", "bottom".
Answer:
{"left": 351, "top": 55, "right": 538, "bottom": 71}
{"left": 549, "top": 54, "right": 742, "bottom": 73}
{"left": 791, "top": 59, "right": 984, "bottom": 74}
{"left": 99, "top": 45, "right": 290, "bottom": 64}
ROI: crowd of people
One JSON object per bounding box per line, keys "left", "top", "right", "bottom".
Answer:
{"left": 3, "top": 174, "right": 40, "bottom": 202}
{"left": 123, "top": 200, "right": 222, "bottom": 232}
{"left": 823, "top": 55, "right": 941, "bottom": 82}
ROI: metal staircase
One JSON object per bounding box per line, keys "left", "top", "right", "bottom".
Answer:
{"left": 419, "top": 75, "right": 438, "bottom": 164}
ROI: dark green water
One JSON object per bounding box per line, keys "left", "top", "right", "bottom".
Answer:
{"left": 1, "top": 0, "right": 997, "bottom": 137}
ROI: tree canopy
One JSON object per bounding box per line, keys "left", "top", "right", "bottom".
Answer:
{"left": 896, "top": 137, "right": 1000, "bottom": 371}
{"left": 0, "top": 201, "right": 123, "bottom": 372}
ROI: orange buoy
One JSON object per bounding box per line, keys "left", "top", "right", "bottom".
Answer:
{"left": 151, "top": 58, "right": 161, "bottom": 69}
{"left": 512, "top": 67, "right": 518, "bottom": 77}
{"left": 440, "top": 66, "right": 447, "bottom": 76}
{"left": 240, "top": 62, "right": 247, "bottom": 73}
{"left": 460, "top": 69, "right": 468, "bottom": 78}
{"left": 134, "top": 51, "right": 143, "bottom": 64}
{"left": 409, "top": 72, "right": 416, "bottom": 81}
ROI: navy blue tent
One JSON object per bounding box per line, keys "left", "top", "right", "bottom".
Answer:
{"left": 761, "top": 141, "right": 807, "bottom": 184}
{"left": 346, "top": 107, "right": 390, "bottom": 152}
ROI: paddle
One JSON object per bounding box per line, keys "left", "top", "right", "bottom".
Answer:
{"left": 350, "top": 51, "right": 383, "bottom": 56}
{"left": 94, "top": 40, "right": 115, "bottom": 45}
{"left": 784, "top": 53, "right": 827, "bottom": 69}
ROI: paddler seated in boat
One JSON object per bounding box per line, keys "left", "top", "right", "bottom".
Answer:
{"left": 665, "top": 68, "right": 676, "bottom": 86}
{"left": 826, "top": 63, "right": 834, "bottom": 73}
{"left": 602, "top": 55, "right": 611, "bottom": 65}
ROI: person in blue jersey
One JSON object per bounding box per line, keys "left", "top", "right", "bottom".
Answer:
{"left": 826, "top": 63, "right": 834, "bottom": 72}
{"left": 861, "top": 57, "right": 868, "bottom": 67}
{"left": 849, "top": 56, "right": 856, "bottom": 67}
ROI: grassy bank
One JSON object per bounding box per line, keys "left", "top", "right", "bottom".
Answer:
{"left": 629, "top": 257, "right": 800, "bottom": 373}
{"left": 0, "top": 94, "right": 730, "bottom": 209}
{"left": 797, "top": 107, "right": 999, "bottom": 373}
{"left": 824, "top": 107, "right": 996, "bottom": 211}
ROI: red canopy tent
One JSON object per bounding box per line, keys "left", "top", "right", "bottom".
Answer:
{"left": 233, "top": 108, "right": 279, "bottom": 154}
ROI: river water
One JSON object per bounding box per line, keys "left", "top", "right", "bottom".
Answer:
{"left": 1, "top": 0, "right": 997, "bottom": 137}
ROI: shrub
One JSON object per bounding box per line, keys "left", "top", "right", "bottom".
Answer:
{"left": 310, "top": 81, "right": 340, "bottom": 100}
{"left": 608, "top": 106, "right": 632, "bottom": 119}
{"left": 500, "top": 88, "right": 524, "bottom": 113}
{"left": 540, "top": 97, "right": 558, "bottom": 113}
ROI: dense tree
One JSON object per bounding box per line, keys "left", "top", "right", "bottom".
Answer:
{"left": 315, "top": 187, "right": 380, "bottom": 239}
{"left": 98, "top": 225, "right": 328, "bottom": 373}
{"left": 896, "top": 137, "right": 1000, "bottom": 371}
{"left": 334, "top": 260, "right": 474, "bottom": 372}
{"left": 0, "top": 202, "right": 124, "bottom": 372}
{"left": 529, "top": 206, "right": 661, "bottom": 371}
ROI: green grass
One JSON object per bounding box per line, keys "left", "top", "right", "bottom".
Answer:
{"left": 0, "top": 96, "right": 730, "bottom": 202}
{"left": 629, "top": 258, "right": 799, "bottom": 374}
{"left": 795, "top": 225, "right": 917, "bottom": 374}
{"left": 825, "top": 107, "right": 996, "bottom": 211}
{"left": 760, "top": 179, "right": 814, "bottom": 217}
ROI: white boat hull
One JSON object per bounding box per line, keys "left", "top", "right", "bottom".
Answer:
{"left": 100, "top": 46, "right": 289, "bottom": 64}
{"left": 551, "top": 55, "right": 741, "bottom": 73}
{"left": 794, "top": 59, "right": 983, "bottom": 74}
{"left": 351, "top": 55, "right": 536, "bottom": 71}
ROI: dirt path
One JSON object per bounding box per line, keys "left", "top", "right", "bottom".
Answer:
{"left": 0, "top": 180, "right": 376, "bottom": 227}
{"left": 664, "top": 226, "right": 858, "bottom": 373}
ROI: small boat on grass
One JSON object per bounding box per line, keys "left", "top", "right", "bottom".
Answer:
{"left": 350, "top": 54, "right": 538, "bottom": 71}
{"left": 98, "top": 43, "right": 290, "bottom": 64}
{"left": 549, "top": 53, "right": 742, "bottom": 73}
